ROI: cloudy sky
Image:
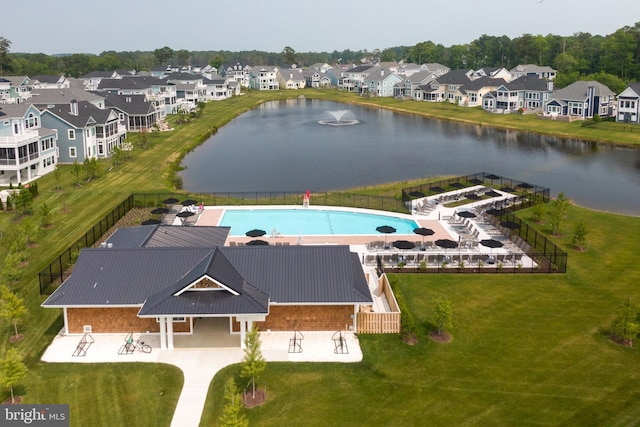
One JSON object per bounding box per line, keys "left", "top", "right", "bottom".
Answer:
{"left": 4, "top": 0, "right": 639, "bottom": 54}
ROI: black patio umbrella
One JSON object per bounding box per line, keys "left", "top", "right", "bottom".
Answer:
{"left": 468, "top": 178, "right": 483, "bottom": 185}
{"left": 485, "top": 208, "right": 505, "bottom": 216}
{"left": 429, "top": 186, "right": 445, "bottom": 193}
{"left": 435, "top": 239, "right": 458, "bottom": 249}
{"left": 450, "top": 182, "right": 464, "bottom": 189}
{"left": 176, "top": 211, "right": 195, "bottom": 218}
{"left": 246, "top": 239, "right": 269, "bottom": 246}
{"left": 517, "top": 182, "right": 534, "bottom": 190}
{"left": 408, "top": 191, "right": 425, "bottom": 198}
{"left": 181, "top": 199, "right": 198, "bottom": 206}
{"left": 484, "top": 190, "right": 501, "bottom": 198}
{"left": 141, "top": 219, "right": 161, "bottom": 225}
{"left": 393, "top": 240, "right": 415, "bottom": 251}
{"left": 162, "top": 197, "right": 179, "bottom": 205}
{"left": 376, "top": 225, "right": 396, "bottom": 248}
{"left": 413, "top": 227, "right": 435, "bottom": 248}
{"left": 480, "top": 239, "right": 504, "bottom": 249}
{"left": 245, "top": 229, "right": 267, "bottom": 238}
{"left": 456, "top": 210, "right": 476, "bottom": 218}
{"left": 485, "top": 173, "right": 501, "bottom": 181}
{"left": 465, "top": 193, "right": 481, "bottom": 201}
{"left": 150, "top": 207, "right": 169, "bottom": 215}
{"left": 500, "top": 221, "right": 521, "bottom": 230}
{"left": 499, "top": 186, "right": 516, "bottom": 193}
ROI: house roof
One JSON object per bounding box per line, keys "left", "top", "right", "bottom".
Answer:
{"left": 620, "top": 82, "right": 640, "bottom": 97}
{"left": 98, "top": 76, "right": 171, "bottom": 91}
{"left": 30, "top": 75, "right": 65, "bottom": 84}
{"left": 102, "top": 92, "right": 155, "bottom": 116}
{"left": 43, "top": 101, "right": 115, "bottom": 128}
{"left": 435, "top": 69, "right": 472, "bottom": 85}
{"left": 550, "top": 80, "right": 615, "bottom": 102}
{"left": 0, "top": 103, "right": 38, "bottom": 118}
{"left": 30, "top": 86, "right": 105, "bottom": 106}
{"left": 460, "top": 76, "right": 506, "bottom": 92}
{"left": 503, "top": 75, "right": 551, "bottom": 91}
{"left": 105, "top": 225, "right": 230, "bottom": 248}
{"left": 42, "top": 245, "right": 371, "bottom": 314}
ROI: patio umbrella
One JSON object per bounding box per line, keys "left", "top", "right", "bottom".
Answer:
{"left": 181, "top": 199, "right": 198, "bottom": 206}
{"left": 485, "top": 208, "right": 504, "bottom": 216}
{"left": 408, "top": 191, "right": 425, "bottom": 198}
{"left": 456, "top": 210, "right": 476, "bottom": 218}
{"left": 176, "top": 211, "right": 195, "bottom": 218}
{"left": 162, "top": 197, "right": 179, "bottom": 205}
{"left": 393, "top": 240, "right": 415, "bottom": 250}
{"left": 468, "top": 178, "right": 483, "bottom": 185}
{"left": 246, "top": 239, "right": 269, "bottom": 246}
{"left": 450, "top": 182, "right": 464, "bottom": 189}
{"left": 517, "top": 182, "right": 534, "bottom": 190}
{"left": 499, "top": 186, "right": 516, "bottom": 193}
{"left": 150, "top": 207, "right": 169, "bottom": 215}
{"left": 141, "top": 219, "right": 161, "bottom": 225}
{"left": 413, "top": 227, "right": 435, "bottom": 249}
{"left": 245, "top": 229, "right": 267, "bottom": 238}
{"left": 485, "top": 173, "right": 501, "bottom": 182}
{"left": 435, "top": 239, "right": 458, "bottom": 249}
{"left": 429, "top": 186, "right": 445, "bottom": 193}
{"left": 480, "top": 239, "right": 504, "bottom": 249}
{"left": 376, "top": 225, "right": 396, "bottom": 248}
{"left": 484, "top": 190, "right": 501, "bottom": 198}
{"left": 500, "top": 220, "right": 521, "bottom": 230}
{"left": 465, "top": 193, "right": 481, "bottom": 201}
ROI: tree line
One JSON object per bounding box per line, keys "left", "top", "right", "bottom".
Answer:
{"left": 1, "top": 22, "right": 639, "bottom": 88}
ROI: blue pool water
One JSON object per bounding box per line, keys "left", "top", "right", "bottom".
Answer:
{"left": 219, "top": 209, "right": 419, "bottom": 236}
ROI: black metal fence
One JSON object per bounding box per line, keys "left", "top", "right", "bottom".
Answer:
{"left": 38, "top": 194, "right": 134, "bottom": 294}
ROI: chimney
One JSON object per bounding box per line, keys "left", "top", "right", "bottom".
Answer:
{"left": 70, "top": 99, "right": 78, "bottom": 116}
{"left": 547, "top": 80, "right": 553, "bottom": 91}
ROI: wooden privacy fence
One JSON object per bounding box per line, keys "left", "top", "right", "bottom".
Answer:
{"left": 357, "top": 274, "right": 401, "bottom": 334}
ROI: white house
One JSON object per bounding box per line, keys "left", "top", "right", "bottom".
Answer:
{"left": 616, "top": 83, "right": 640, "bottom": 124}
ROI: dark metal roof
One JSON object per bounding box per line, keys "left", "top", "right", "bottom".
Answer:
{"left": 42, "top": 244, "right": 371, "bottom": 315}
{"left": 105, "top": 225, "right": 230, "bottom": 248}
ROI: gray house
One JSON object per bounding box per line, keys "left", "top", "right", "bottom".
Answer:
{"left": 544, "top": 80, "right": 615, "bottom": 119}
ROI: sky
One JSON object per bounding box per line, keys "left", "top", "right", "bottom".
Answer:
{"left": 3, "top": 0, "right": 640, "bottom": 55}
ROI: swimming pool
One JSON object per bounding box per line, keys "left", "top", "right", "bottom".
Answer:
{"left": 219, "top": 208, "right": 419, "bottom": 236}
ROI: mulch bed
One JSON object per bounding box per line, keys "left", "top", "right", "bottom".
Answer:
{"left": 9, "top": 334, "right": 24, "bottom": 343}
{"left": 243, "top": 389, "right": 266, "bottom": 408}
{"left": 429, "top": 331, "right": 452, "bottom": 343}
{"left": 2, "top": 396, "right": 22, "bottom": 404}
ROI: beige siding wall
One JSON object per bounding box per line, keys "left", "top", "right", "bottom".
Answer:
{"left": 66, "top": 307, "right": 191, "bottom": 334}
{"left": 233, "top": 305, "right": 354, "bottom": 332}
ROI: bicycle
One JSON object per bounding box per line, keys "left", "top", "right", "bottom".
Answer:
{"left": 118, "top": 336, "right": 152, "bottom": 355}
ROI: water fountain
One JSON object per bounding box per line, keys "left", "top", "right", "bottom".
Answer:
{"left": 318, "top": 110, "right": 359, "bottom": 126}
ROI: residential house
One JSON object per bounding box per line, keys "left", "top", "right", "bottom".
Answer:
{"left": 510, "top": 64, "right": 557, "bottom": 81}
{"left": 303, "top": 70, "right": 332, "bottom": 88}
{"left": 249, "top": 66, "right": 280, "bottom": 90}
{"left": 203, "top": 77, "right": 232, "bottom": 100}
{"left": 422, "top": 63, "right": 450, "bottom": 77}
{"left": 483, "top": 76, "right": 554, "bottom": 113}
{"left": 472, "top": 67, "right": 512, "bottom": 82}
{"left": 362, "top": 69, "right": 403, "bottom": 97}
{"left": 0, "top": 76, "right": 32, "bottom": 104}
{"left": 29, "top": 75, "right": 71, "bottom": 89}
{"left": 338, "top": 64, "right": 376, "bottom": 93}
{"left": 417, "top": 69, "right": 473, "bottom": 104}
{"left": 544, "top": 80, "right": 615, "bottom": 119}
{"left": 616, "top": 83, "right": 640, "bottom": 124}
{"left": 30, "top": 80, "right": 107, "bottom": 110}
{"left": 278, "top": 67, "right": 306, "bottom": 89}
{"left": 459, "top": 76, "right": 507, "bottom": 107}
{"left": 395, "top": 70, "right": 437, "bottom": 99}
{"left": 200, "top": 65, "right": 219, "bottom": 80}
{"left": 166, "top": 72, "right": 207, "bottom": 110}
{"left": 41, "top": 100, "right": 126, "bottom": 163}
{"left": 80, "top": 71, "right": 120, "bottom": 91}
{"left": 102, "top": 92, "right": 159, "bottom": 131}
{"left": 42, "top": 225, "right": 373, "bottom": 350}
{"left": 0, "top": 104, "right": 57, "bottom": 186}
{"left": 225, "top": 64, "right": 251, "bottom": 88}
{"left": 97, "top": 76, "right": 176, "bottom": 117}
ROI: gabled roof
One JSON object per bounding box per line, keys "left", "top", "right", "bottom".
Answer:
{"left": 435, "top": 69, "right": 473, "bottom": 85}
{"left": 42, "top": 245, "right": 371, "bottom": 313}
{"left": 105, "top": 225, "right": 230, "bottom": 248}
{"left": 460, "top": 76, "right": 506, "bottom": 92}
{"left": 98, "top": 76, "right": 172, "bottom": 91}
{"left": 102, "top": 92, "right": 156, "bottom": 116}
{"left": 30, "top": 86, "right": 105, "bottom": 105}
{"left": 0, "top": 103, "right": 40, "bottom": 119}
{"left": 43, "top": 101, "right": 116, "bottom": 128}
{"left": 30, "top": 75, "right": 65, "bottom": 84}
{"left": 2, "top": 76, "right": 29, "bottom": 86}
{"left": 503, "top": 75, "right": 551, "bottom": 91}
{"left": 551, "top": 80, "right": 615, "bottom": 102}
{"left": 80, "top": 71, "right": 116, "bottom": 79}
{"left": 619, "top": 82, "right": 640, "bottom": 97}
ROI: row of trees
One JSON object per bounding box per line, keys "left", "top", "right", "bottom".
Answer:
{"left": 2, "top": 22, "right": 639, "bottom": 83}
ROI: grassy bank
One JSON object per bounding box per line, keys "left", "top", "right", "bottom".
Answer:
{"left": 0, "top": 89, "right": 638, "bottom": 426}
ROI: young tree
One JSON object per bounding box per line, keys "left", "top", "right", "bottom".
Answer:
{"left": 15, "top": 188, "right": 34, "bottom": 216}
{"left": 40, "top": 202, "right": 53, "bottom": 228}
{"left": 548, "top": 192, "right": 571, "bottom": 235}
{"left": 0, "top": 348, "right": 28, "bottom": 403}
{"left": 2, "top": 250, "right": 23, "bottom": 283}
{"left": 0, "top": 286, "right": 26, "bottom": 339}
{"left": 218, "top": 378, "right": 248, "bottom": 427}
{"left": 240, "top": 325, "right": 266, "bottom": 399}
{"left": 72, "top": 159, "right": 82, "bottom": 185}
{"left": 572, "top": 220, "right": 589, "bottom": 251}
{"left": 83, "top": 157, "right": 99, "bottom": 180}
{"left": 112, "top": 146, "right": 123, "bottom": 167}
{"left": 53, "top": 166, "right": 62, "bottom": 191}
{"left": 611, "top": 299, "right": 639, "bottom": 347}
{"left": 531, "top": 202, "right": 547, "bottom": 223}
{"left": 20, "top": 217, "right": 38, "bottom": 247}
{"left": 432, "top": 295, "right": 454, "bottom": 336}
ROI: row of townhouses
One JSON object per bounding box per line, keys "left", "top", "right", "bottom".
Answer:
{"left": 1, "top": 62, "right": 639, "bottom": 187}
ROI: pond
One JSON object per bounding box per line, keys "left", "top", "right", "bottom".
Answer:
{"left": 180, "top": 99, "right": 640, "bottom": 215}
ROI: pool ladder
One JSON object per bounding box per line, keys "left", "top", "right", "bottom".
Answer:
{"left": 326, "top": 211, "right": 335, "bottom": 234}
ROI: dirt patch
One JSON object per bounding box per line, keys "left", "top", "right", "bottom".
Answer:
{"left": 243, "top": 389, "right": 266, "bottom": 408}
{"left": 610, "top": 335, "right": 634, "bottom": 347}
{"left": 2, "top": 396, "right": 22, "bottom": 404}
{"left": 402, "top": 334, "right": 418, "bottom": 345}
{"left": 9, "top": 334, "right": 24, "bottom": 343}
{"left": 429, "top": 331, "right": 452, "bottom": 343}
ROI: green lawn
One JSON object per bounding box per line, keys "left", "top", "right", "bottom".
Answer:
{"left": 200, "top": 206, "right": 640, "bottom": 426}
{"left": 0, "top": 89, "right": 639, "bottom": 426}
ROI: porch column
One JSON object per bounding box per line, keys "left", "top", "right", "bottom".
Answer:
{"left": 167, "top": 318, "right": 174, "bottom": 350}
{"left": 159, "top": 316, "right": 167, "bottom": 350}
{"left": 239, "top": 318, "right": 247, "bottom": 349}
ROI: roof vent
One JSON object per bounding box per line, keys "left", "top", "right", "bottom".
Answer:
{"left": 107, "top": 243, "right": 113, "bottom": 248}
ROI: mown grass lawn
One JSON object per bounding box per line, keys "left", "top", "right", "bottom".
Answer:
{"left": 0, "top": 89, "right": 638, "bottom": 426}
{"left": 201, "top": 206, "right": 640, "bottom": 426}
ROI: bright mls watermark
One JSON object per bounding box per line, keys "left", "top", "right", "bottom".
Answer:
{"left": 2, "top": 404, "right": 69, "bottom": 426}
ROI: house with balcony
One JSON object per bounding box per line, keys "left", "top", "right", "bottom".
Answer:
{"left": 249, "top": 66, "right": 280, "bottom": 90}
{"left": 97, "top": 76, "right": 175, "bottom": 117}
{"left": 225, "top": 64, "right": 251, "bottom": 88}
{"left": 29, "top": 75, "right": 71, "bottom": 89}
{"left": 278, "top": 67, "right": 306, "bottom": 89}
{"left": 102, "top": 93, "right": 159, "bottom": 132}
{"left": 510, "top": 64, "right": 557, "bottom": 81}
{"left": 30, "top": 80, "right": 107, "bottom": 110}
{"left": 362, "top": 69, "right": 403, "bottom": 97}
{"left": 41, "top": 100, "right": 125, "bottom": 163}
{"left": 483, "top": 76, "right": 554, "bottom": 113}
{"left": 0, "top": 104, "right": 57, "bottom": 186}
{"left": 203, "top": 77, "right": 232, "bottom": 100}
{"left": 458, "top": 76, "right": 507, "bottom": 107}
{"left": 395, "top": 71, "right": 436, "bottom": 99}
{"left": 616, "top": 83, "right": 640, "bottom": 124}
{"left": 166, "top": 73, "right": 207, "bottom": 110}
{"left": 0, "top": 76, "right": 32, "bottom": 104}
{"left": 544, "top": 80, "right": 615, "bottom": 119}
{"left": 338, "top": 65, "right": 376, "bottom": 93}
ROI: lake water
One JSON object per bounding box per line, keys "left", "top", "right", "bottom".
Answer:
{"left": 181, "top": 99, "right": 640, "bottom": 215}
